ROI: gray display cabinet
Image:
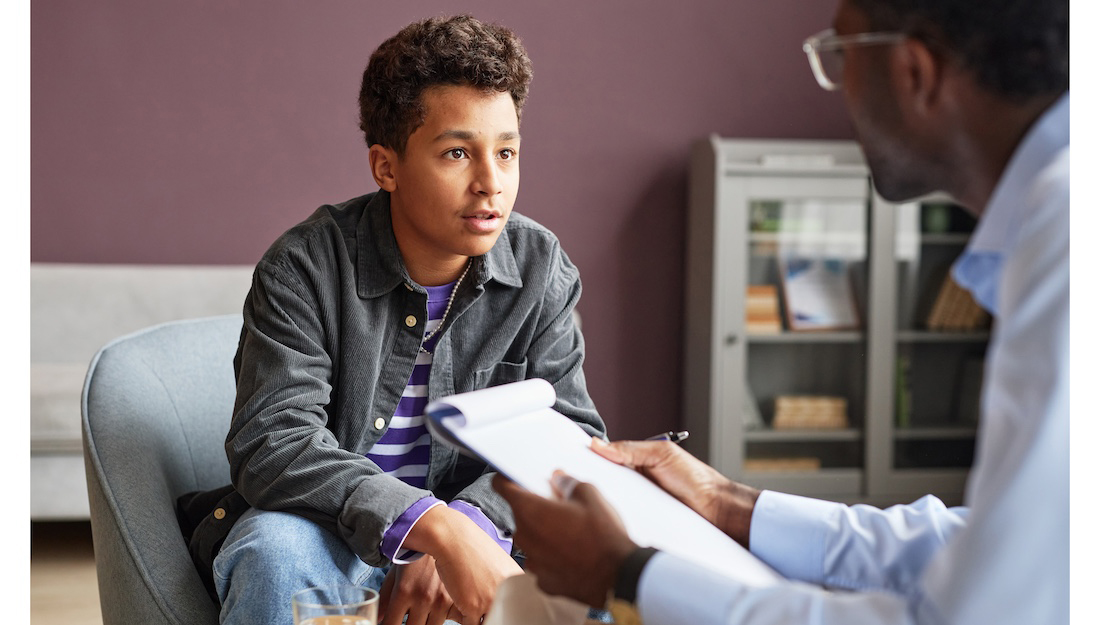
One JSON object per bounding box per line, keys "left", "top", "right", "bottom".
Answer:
{"left": 683, "top": 136, "right": 984, "bottom": 506}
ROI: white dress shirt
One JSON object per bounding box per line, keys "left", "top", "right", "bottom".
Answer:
{"left": 638, "top": 93, "right": 1069, "bottom": 625}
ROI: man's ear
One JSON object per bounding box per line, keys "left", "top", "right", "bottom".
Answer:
{"left": 369, "top": 144, "right": 399, "bottom": 192}
{"left": 891, "top": 37, "right": 945, "bottom": 117}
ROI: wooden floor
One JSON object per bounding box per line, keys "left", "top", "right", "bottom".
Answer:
{"left": 31, "top": 521, "right": 103, "bottom": 625}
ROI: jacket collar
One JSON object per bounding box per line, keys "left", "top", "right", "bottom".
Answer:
{"left": 355, "top": 190, "right": 523, "bottom": 299}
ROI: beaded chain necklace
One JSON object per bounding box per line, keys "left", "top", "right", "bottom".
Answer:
{"left": 418, "top": 258, "right": 472, "bottom": 354}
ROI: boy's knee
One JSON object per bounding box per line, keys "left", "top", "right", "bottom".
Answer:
{"left": 215, "top": 510, "right": 330, "bottom": 577}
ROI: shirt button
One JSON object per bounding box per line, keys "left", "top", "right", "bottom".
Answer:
{"left": 405, "top": 315, "right": 417, "bottom": 327}
{"left": 213, "top": 507, "right": 226, "bottom": 520}
{"left": 374, "top": 417, "right": 386, "bottom": 430}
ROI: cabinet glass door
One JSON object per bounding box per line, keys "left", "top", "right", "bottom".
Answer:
{"left": 893, "top": 202, "right": 985, "bottom": 469}
{"left": 727, "top": 176, "right": 870, "bottom": 500}
{"left": 867, "top": 199, "right": 982, "bottom": 504}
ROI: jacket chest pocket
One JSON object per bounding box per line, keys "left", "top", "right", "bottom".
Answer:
{"left": 473, "top": 360, "right": 529, "bottom": 389}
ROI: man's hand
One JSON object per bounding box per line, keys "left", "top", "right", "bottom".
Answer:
{"left": 492, "top": 471, "right": 638, "bottom": 609}
{"left": 591, "top": 438, "right": 760, "bottom": 548}
{"left": 387, "top": 505, "right": 522, "bottom": 624}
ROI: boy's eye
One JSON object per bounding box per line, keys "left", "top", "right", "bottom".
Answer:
{"left": 499, "top": 148, "right": 517, "bottom": 160}
{"left": 446, "top": 148, "right": 467, "bottom": 160}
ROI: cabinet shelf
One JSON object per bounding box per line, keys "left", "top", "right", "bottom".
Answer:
{"left": 746, "top": 428, "right": 861, "bottom": 442}
{"left": 894, "top": 426, "right": 977, "bottom": 440}
{"left": 919, "top": 233, "right": 971, "bottom": 245}
{"left": 749, "top": 231, "right": 866, "bottom": 245}
{"left": 747, "top": 331, "right": 863, "bottom": 344}
{"left": 897, "top": 330, "right": 990, "bottom": 343}
{"left": 741, "top": 468, "right": 864, "bottom": 498}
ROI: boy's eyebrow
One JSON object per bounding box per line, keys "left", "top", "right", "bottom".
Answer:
{"left": 433, "top": 129, "right": 522, "bottom": 142}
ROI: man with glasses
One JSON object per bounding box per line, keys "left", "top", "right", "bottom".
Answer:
{"left": 494, "top": 0, "right": 1069, "bottom": 623}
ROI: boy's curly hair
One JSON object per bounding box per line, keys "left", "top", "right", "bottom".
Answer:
{"left": 358, "top": 15, "right": 533, "bottom": 154}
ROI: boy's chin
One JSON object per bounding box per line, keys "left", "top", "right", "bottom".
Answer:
{"left": 459, "top": 234, "right": 504, "bottom": 258}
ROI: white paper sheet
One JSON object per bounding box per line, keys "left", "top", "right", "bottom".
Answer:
{"left": 426, "top": 380, "right": 783, "bottom": 588}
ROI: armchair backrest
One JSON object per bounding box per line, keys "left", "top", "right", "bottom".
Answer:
{"left": 82, "top": 315, "right": 242, "bottom": 625}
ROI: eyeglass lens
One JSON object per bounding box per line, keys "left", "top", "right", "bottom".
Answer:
{"left": 816, "top": 47, "right": 845, "bottom": 89}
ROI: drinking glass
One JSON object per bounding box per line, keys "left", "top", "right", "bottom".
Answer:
{"left": 292, "top": 585, "right": 379, "bottom": 625}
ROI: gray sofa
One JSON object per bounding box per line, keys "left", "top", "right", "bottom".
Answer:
{"left": 31, "top": 263, "right": 252, "bottom": 520}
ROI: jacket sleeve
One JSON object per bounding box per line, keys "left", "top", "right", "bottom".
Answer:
{"left": 226, "top": 259, "right": 433, "bottom": 567}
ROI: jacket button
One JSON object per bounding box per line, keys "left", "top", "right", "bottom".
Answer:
{"left": 213, "top": 507, "right": 226, "bottom": 520}
{"left": 405, "top": 315, "right": 417, "bottom": 327}
{"left": 374, "top": 417, "right": 386, "bottom": 430}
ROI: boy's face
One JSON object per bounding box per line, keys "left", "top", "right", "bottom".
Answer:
{"left": 376, "top": 85, "right": 521, "bottom": 283}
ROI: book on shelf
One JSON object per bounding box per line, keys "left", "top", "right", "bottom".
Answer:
{"left": 745, "top": 285, "right": 783, "bottom": 334}
{"left": 778, "top": 256, "right": 861, "bottom": 332}
{"left": 772, "top": 395, "right": 848, "bottom": 429}
{"left": 424, "top": 378, "right": 782, "bottom": 586}
{"left": 925, "top": 273, "right": 990, "bottom": 332}
{"left": 743, "top": 457, "right": 822, "bottom": 472}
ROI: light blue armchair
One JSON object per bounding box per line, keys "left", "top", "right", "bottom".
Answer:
{"left": 82, "top": 315, "right": 242, "bottom": 625}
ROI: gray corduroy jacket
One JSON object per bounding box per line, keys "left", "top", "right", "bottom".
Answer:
{"left": 222, "top": 190, "right": 605, "bottom": 568}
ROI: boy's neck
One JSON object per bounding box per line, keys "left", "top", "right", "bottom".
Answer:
{"left": 405, "top": 254, "right": 470, "bottom": 288}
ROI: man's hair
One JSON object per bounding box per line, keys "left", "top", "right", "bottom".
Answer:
{"left": 852, "top": 0, "right": 1068, "bottom": 101}
{"left": 358, "top": 15, "right": 533, "bottom": 154}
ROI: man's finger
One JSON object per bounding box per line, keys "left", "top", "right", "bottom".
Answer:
{"left": 492, "top": 473, "right": 525, "bottom": 498}
{"left": 549, "top": 470, "right": 579, "bottom": 500}
{"left": 604, "top": 439, "right": 682, "bottom": 471}
{"left": 589, "top": 437, "right": 626, "bottom": 464}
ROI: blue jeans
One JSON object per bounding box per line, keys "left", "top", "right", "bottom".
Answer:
{"left": 214, "top": 507, "right": 388, "bottom": 625}
{"left": 214, "top": 507, "right": 612, "bottom": 624}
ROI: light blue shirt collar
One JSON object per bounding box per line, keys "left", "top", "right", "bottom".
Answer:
{"left": 952, "top": 93, "right": 1069, "bottom": 314}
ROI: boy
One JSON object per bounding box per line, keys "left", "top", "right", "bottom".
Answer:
{"left": 190, "top": 15, "right": 606, "bottom": 625}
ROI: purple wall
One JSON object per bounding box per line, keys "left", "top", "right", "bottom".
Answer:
{"left": 32, "top": 0, "right": 853, "bottom": 440}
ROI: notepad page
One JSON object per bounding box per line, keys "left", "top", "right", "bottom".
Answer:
{"left": 442, "top": 408, "right": 781, "bottom": 587}
{"left": 429, "top": 378, "right": 556, "bottom": 428}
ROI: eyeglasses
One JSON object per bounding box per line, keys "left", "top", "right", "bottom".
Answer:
{"left": 802, "top": 28, "right": 907, "bottom": 91}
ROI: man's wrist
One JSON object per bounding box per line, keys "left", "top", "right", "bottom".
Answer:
{"left": 715, "top": 482, "right": 761, "bottom": 549}
{"left": 612, "top": 546, "right": 659, "bottom": 604}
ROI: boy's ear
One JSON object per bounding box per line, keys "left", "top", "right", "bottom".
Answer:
{"left": 369, "top": 144, "right": 399, "bottom": 192}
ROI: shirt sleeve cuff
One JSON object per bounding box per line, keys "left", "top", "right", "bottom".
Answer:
{"left": 380, "top": 496, "right": 444, "bottom": 564}
{"left": 448, "top": 499, "right": 514, "bottom": 554}
{"left": 636, "top": 551, "right": 741, "bottom": 625}
{"left": 749, "top": 490, "right": 841, "bottom": 584}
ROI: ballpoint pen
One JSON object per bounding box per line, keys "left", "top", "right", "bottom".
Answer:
{"left": 645, "top": 430, "right": 690, "bottom": 444}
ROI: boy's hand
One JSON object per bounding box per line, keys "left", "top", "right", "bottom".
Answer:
{"left": 431, "top": 520, "right": 523, "bottom": 621}
{"left": 388, "top": 505, "right": 521, "bottom": 624}
{"left": 378, "top": 554, "right": 457, "bottom": 625}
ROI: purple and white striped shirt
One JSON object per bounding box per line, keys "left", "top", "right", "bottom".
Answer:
{"left": 369, "top": 281, "right": 512, "bottom": 562}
